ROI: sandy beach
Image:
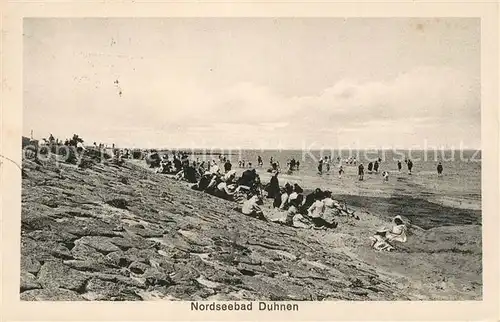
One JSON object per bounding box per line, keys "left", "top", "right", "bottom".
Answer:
{"left": 20, "top": 156, "right": 482, "bottom": 301}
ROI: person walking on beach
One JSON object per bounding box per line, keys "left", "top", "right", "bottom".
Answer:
{"left": 338, "top": 165, "right": 344, "bottom": 178}
{"left": 407, "top": 159, "right": 413, "bottom": 175}
{"left": 258, "top": 155, "right": 263, "bottom": 167}
{"left": 374, "top": 160, "right": 379, "bottom": 173}
{"left": 367, "top": 162, "right": 373, "bottom": 173}
{"left": 397, "top": 160, "right": 402, "bottom": 172}
{"left": 318, "top": 159, "right": 324, "bottom": 175}
{"left": 358, "top": 163, "right": 364, "bottom": 181}
{"left": 437, "top": 161, "right": 443, "bottom": 176}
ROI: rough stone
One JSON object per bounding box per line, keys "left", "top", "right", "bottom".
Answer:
{"left": 21, "top": 256, "right": 42, "bottom": 275}
{"left": 20, "top": 271, "right": 42, "bottom": 291}
{"left": 37, "top": 260, "right": 90, "bottom": 292}
{"left": 21, "top": 288, "right": 85, "bottom": 301}
{"left": 77, "top": 236, "right": 121, "bottom": 254}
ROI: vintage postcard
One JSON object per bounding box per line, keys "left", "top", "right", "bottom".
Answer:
{"left": 1, "top": 1, "right": 499, "bottom": 321}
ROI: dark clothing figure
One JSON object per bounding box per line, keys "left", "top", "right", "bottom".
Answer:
{"left": 293, "top": 183, "right": 303, "bottom": 194}
{"left": 397, "top": 161, "right": 402, "bottom": 172}
{"left": 183, "top": 166, "right": 198, "bottom": 183}
{"left": 407, "top": 160, "right": 413, "bottom": 174}
{"left": 193, "top": 173, "right": 213, "bottom": 191}
{"left": 173, "top": 157, "right": 182, "bottom": 171}
{"left": 238, "top": 169, "right": 258, "bottom": 187}
{"left": 224, "top": 160, "right": 232, "bottom": 173}
{"left": 367, "top": 162, "right": 373, "bottom": 172}
{"left": 437, "top": 163, "right": 443, "bottom": 175}
{"left": 358, "top": 164, "right": 364, "bottom": 180}
{"left": 300, "top": 189, "right": 323, "bottom": 215}
{"left": 266, "top": 174, "right": 280, "bottom": 200}
{"left": 310, "top": 217, "right": 338, "bottom": 229}
{"left": 373, "top": 161, "right": 379, "bottom": 173}
{"left": 318, "top": 160, "right": 323, "bottom": 174}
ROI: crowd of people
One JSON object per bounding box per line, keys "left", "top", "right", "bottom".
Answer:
{"left": 144, "top": 152, "right": 412, "bottom": 252}
{"left": 132, "top": 151, "right": 457, "bottom": 252}
{"left": 147, "top": 152, "right": 363, "bottom": 230}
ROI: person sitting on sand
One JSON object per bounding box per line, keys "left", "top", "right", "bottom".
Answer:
{"left": 192, "top": 171, "right": 214, "bottom": 191}
{"left": 237, "top": 169, "right": 261, "bottom": 196}
{"left": 223, "top": 170, "right": 237, "bottom": 184}
{"left": 76, "top": 141, "right": 86, "bottom": 153}
{"left": 210, "top": 161, "right": 220, "bottom": 174}
{"left": 173, "top": 156, "right": 182, "bottom": 172}
{"left": 205, "top": 173, "right": 223, "bottom": 194}
{"left": 237, "top": 168, "right": 257, "bottom": 186}
{"left": 385, "top": 215, "right": 408, "bottom": 243}
{"left": 306, "top": 193, "right": 337, "bottom": 229}
{"left": 293, "top": 183, "right": 303, "bottom": 194}
{"left": 175, "top": 164, "right": 199, "bottom": 183}
{"left": 286, "top": 183, "right": 304, "bottom": 206}
{"left": 215, "top": 181, "right": 237, "bottom": 200}
{"left": 276, "top": 194, "right": 309, "bottom": 228}
{"left": 278, "top": 183, "right": 294, "bottom": 210}
{"left": 318, "top": 191, "right": 340, "bottom": 224}
{"left": 323, "top": 191, "right": 358, "bottom": 219}
{"left": 240, "top": 195, "right": 266, "bottom": 220}
{"left": 370, "top": 215, "right": 408, "bottom": 251}
{"left": 300, "top": 188, "right": 322, "bottom": 215}
{"left": 156, "top": 161, "right": 167, "bottom": 174}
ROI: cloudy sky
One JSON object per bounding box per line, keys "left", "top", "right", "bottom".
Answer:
{"left": 23, "top": 18, "right": 480, "bottom": 149}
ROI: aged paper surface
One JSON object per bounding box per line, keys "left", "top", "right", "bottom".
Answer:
{"left": 1, "top": 0, "right": 499, "bottom": 321}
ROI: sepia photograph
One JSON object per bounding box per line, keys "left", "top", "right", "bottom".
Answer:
{"left": 19, "top": 17, "right": 482, "bottom": 302}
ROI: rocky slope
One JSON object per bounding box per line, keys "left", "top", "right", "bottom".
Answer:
{"left": 20, "top": 158, "right": 482, "bottom": 301}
